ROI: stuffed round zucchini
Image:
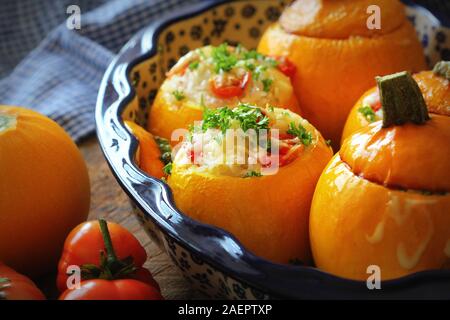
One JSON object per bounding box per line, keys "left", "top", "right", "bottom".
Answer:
{"left": 166, "top": 104, "right": 332, "bottom": 264}
{"left": 148, "top": 44, "right": 301, "bottom": 142}
{"left": 310, "top": 72, "right": 450, "bottom": 280}
{"left": 258, "top": 0, "right": 427, "bottom": 147}
{"left": 342, "top": 61, "right": 450, "bottom": 142}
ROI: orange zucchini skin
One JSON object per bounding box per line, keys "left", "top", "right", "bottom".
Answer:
{"left": 310, "top": 115, "right": 450, "bottom": 281}
{"left": 168, "top": 135, "right": 332, "bottom": 265}
{"left": 258, "top": 0, "right": 426, "bottom": 147}
{"left": 0, "top": 106, "right": 90, "bottom": 276}
{"left": 342, "top": 71, "right": 450, "bottom": 143}
{"left": 125, "top": 121, "right": 165, "bottom": 179}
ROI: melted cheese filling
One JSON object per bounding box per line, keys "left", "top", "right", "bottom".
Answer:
{"left": 173, "top": 108, "right": 316, "bottom": 177}
{"left": 161, "top": 46, "right": 292, "bottom": 110}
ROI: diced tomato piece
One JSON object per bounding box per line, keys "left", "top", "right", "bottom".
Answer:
{"left": 271, "top": 56, "right": 296, "bottom": 79}
{"left": 279, "top": 143, "right": 291, "bottom": 156}
{"left": 278, "top": 133, "right": 295, "bottom": 140}
{"left": 365, "top": 90, "right": 382, "bottom": 112}
{"left": 279, "top": 156, "right": 290, "bottom": 167}
{"left": 210, "top": 72, "right": 251, "bottom": 99}
{"left": 189, "top": 149, "right": 201, "bottom": 164}
{"left": 371, "top": 100, "right": 382, "bottom": 112}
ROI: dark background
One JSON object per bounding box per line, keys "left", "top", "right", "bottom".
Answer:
{"left": 408, "top": 0, "right": 450, "bottom": 24}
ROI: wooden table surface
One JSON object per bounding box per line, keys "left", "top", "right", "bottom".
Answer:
{"left": 78, "top": 136, "right": 202, "bottom": 300}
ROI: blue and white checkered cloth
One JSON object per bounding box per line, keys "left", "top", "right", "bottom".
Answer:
{"left": 0, "top": 0, "right": 201, "bottom": 142}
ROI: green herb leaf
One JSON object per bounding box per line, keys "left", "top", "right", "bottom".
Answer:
{"left": 212, "top": 43, "right": 237, "bottom": 73}
{"left": 155, "top": 137, "right": 172, "bottom": 164}
{"left": 163, "top": 163, "right": 172, "bottom": 175}
{"left": 202, "top": 107, "right": 234, "bottom": 133}
{"left": 243, "top": 50, "right": 263, "bottom": 61}
{"left": 245, "top": 61, "right": 256, "bottom": 71}
{"left": 244, "top": 171, "right": 262, "bottom": 178}
{"left": 233, "top": 104, "right": 270, "bottom": 132}
{"left": 287, "top": 122, "right": 312, "bottom": 146}
{"left": 266, "top": 57, "right": 279, "bottom": 67}
{"left": 172, "top": 90, "right": 185, "bottom": 101}
{"left": 189, "top": 60, "right": 200, "bottom": 70}
{"left": 262, "top": 78, "right": 273, "bottom": 92}
{"left": 253, "top": 65, "right": 267, "bottom": 81}
{"left": 201, "top": 104, "right": 270, "bottom": 134}
{"left": 358, "top": 104, "right": 377, "bottom": 123}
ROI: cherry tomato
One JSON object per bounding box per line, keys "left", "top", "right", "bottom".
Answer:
{"left": 57, "top": 220, "right": 160, "bottom": 293}
{"left": 372, "top": 100, "right": 382, "bottom": 112}
{"left": 211, "top": 72, "right": 251, "bottom": 99}
{"left": 59, "top": 279, "right": 163, "bottom": 300}
{"left": 189, "top": 149, "right": 196, "bottom": 163}
{"left": 271, "top": 56, "right": 297, "bottom": 79}
{"left": 366, "top": 90, "right": 382, "bottom": 112}
{"left": 278, "top": 133, "right": 296, "bottom": 140}
{"left": 279, "top": 143, "right": 291, "bottom": 156}
{"left": 0, "top": 263, "right": 45, "bottom": 300}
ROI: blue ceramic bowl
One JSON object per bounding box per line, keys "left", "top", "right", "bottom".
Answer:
{"left": 96, "top": 0, "right": 450, "bottom": 299}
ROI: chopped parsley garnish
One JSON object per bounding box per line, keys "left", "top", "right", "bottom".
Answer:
{"left": 212, "top": 43, "right": 237, "bottom": 73}
{"left": 326, "top": 139, "right": 332, "bottom": 147}
{"left": 233, "top": 104, "right": 269, "bottom": 132}
{"left": 189, "top": 60, "right": 200, "bottom": 70}
{"left": 266, "top": 58, "right": 279, "bottom": 67}
{"left": 253, "top": 65, "right": 267, "bottom": 81}
{"left": 245, "top": 61, "right": 256, "bottom": 71}
{"left": 155, "top": 136, "right": 172, "bottom": 164}
{"left": 262, "top": 78, "right": 273, "bottom": 92}
{"left": 172, "top": 90, "right": 185, "bottom": 101}
{"left": 208, "top": 43, "right": 277, "bottom": 77}
{"left": 201, "top": 104, "right": 269, "bottom": 133}
{"left": 244, "top": 171, "right": 262, "bottom": 178}
{"left": 201, "top": 107, "right": 234, "bottom": 133}
{"left": 358, "top": 104, "right": 377, "bottom": 122}
{"left": 287, "top": 122, "right": 312, "bottom": 146}
{"left": 243, "top": 50, "right": 264, "bottom": 61}
{"left": 163, "top": 163, "right": 172, "bottom": 175}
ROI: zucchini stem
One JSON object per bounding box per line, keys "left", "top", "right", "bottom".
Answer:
{"left": 376, "top": 71, "right": 429, "bottom": 128}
